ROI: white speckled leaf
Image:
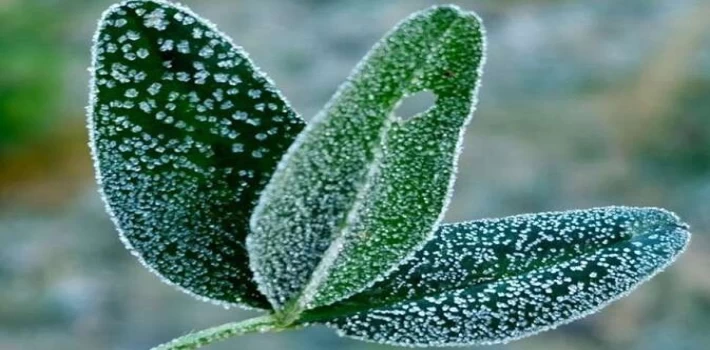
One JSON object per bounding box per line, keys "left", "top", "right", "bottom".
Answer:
{"left": 248, "top": 5, "right": 486, "bottom": 315}
{"left": 300, "top": 207, "right": 690, "bottom": 346}
{"left": 88, "top": 0, "right": 304, "bottom": 309}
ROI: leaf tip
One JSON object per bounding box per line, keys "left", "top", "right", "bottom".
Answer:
{"left": 628, "top": 206, "right": 691, "bottom": 252}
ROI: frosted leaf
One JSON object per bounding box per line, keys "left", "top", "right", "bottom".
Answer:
{"left": 300, "top": 207, "right": 690, "bottom": 346}
{"left": 89, "top": 0, "right": 304, "bottom": 309}
{"left": 248, "top": 5, "right": 486, "bottom": 314}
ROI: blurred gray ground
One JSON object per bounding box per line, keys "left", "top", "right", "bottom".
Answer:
{"left": 1, "top": 0, "right": 709, "bottom": 349}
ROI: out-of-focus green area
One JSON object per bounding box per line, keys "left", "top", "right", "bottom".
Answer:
{"left": 0, "top": 1, "right": 59, "bottom": 153}
{"left": 0, "top": 0, "right": 708, "bottom": 349}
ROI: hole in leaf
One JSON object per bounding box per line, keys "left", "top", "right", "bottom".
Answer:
{"left": 394, "top": 90, "right": 436, "bottom": 121}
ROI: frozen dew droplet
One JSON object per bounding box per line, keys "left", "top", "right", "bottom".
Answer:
{"left": 144, "top": 8, "right": 169, "bottom": 31}
{"left": 124, "top": 88, "right": 139, "bottom": 98}
{"left": 137, "top": 48, "right": 150, "bottom": 59}
{"left": 177, "top": 40, "right": 190, "bottom": 54}
{"left": 147, "top": 82, "right": 162, "bottom": 95}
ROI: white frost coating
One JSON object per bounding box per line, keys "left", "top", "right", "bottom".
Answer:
{"left": 248, "top": 4, "right": 486, "bottom": 317}
{"left": 87, "top": 3, "right": 692, "bottom": 347}
{"left": 329, "top": 9, "right": 488, "bottom": 310}
{"left": 317, "top": 207, "right": 690, "bottom": 347}
{"left": 87, "top": 0, "right": 304, "bottom": 310}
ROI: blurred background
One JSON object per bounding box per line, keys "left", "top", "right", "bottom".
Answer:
{"left": 1, "top": 0, "right": 708, "bottom": 349}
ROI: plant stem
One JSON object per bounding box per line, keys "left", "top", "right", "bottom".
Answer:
{"left": 151, "top": 314, "right": 284, "bottom": 350}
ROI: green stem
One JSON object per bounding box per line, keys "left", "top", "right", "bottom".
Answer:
{"left": 151, "top": 314, "right": 286, "bottom": 350}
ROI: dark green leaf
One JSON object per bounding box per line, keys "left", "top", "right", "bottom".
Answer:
{"left": 302, "top": 207, "right": 690, "bottom": 346}
{"left": 89, "top": 0, "right": 304, "bottom": 308}
{"left": 248, "top": 5, "right": 486, "bottom": 316}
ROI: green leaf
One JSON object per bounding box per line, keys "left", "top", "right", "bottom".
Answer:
{"left": 247, "top": 5, "right": 486, "bottom": 316}
{"left": 301, "top": 207, "right": 690, "bottom": 346}
{"left": 88, "top": 0, "right": 304, "bottom": 309}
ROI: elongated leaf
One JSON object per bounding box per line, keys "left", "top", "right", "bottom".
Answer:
{"left": 300, "top": 207, "right": 690, "bottom": 346}
{"left": 89, "top": 0, "right": 304, "bottom": 308}
{"left": 248, "top": 5, "right": 485, "bottom": 314}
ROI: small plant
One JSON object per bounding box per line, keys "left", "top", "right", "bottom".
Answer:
{"left": 88, "top": 1, "right": 690, "bottom": 349}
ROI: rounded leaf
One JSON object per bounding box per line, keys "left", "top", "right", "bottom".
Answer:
{"left": 89, "top": 0, "right": 304, "bottom": 308}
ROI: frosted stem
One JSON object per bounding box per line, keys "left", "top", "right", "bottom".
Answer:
{"left": 151, "top": 315, "right": 283, "bottom": 350}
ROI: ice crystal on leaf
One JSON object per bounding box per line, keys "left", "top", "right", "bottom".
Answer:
{"left": 248, "top": 5, "right": 485, "bottom": 316}
{"left": 88, "top": 0, "right": 304, "bottom": 309}
{"left": 88, "top": 1, "right": 690, "bottom": 349}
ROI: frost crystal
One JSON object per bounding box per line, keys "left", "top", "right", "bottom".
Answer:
{"left": 88, "top": 0, "right": 304, "bottom": 308}
{"left": 248, "top": 5, "right": 486, "bottom": 313}
{"left": 144, "top": 8, "right": 169, "bottom": 31}
{"left": 301, "top": 207, "right": 690, "bottom": 346}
